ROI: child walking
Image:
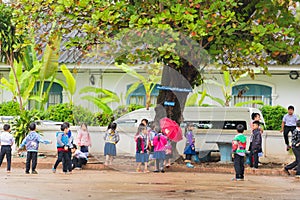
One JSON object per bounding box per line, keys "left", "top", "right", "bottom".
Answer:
{"left": 104, "top": 122, "right": 119, "bottom": 166}
{"left": 77, "top": 123, "right": 92, "bottom": 157}
{"left": 19, "top": 122, "right": 51, "bottom": 174}
{"left": 232, "top": 124, "right": 247, "bottom": 181}
{"left": 135, "top": 124, "right": 149, "bottom": 172}
{"left": 153, "top": 132, "right": 167, "bottom": 173}
{"left": 53, "top": 123, "right": 72, "bottom": 174}
{"left": 284, "top": 120, "right": 300, "bottom": 178}
{"left": 184, "top": 123, "right": 196, "bottom": 168}
{"left": 0, "top": 124, "right": 14, "bottom": 173}
{"left": 71, "top": 144, "right": 88, "bottom": 170}
{"left": 249, "top": 121, "right": 262, "bottom": 169}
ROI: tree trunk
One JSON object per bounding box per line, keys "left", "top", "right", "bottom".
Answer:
{"left": 154, "top": 61, "right": 200, "bottom": 159}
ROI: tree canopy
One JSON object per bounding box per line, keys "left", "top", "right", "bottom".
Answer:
{"left": 3, "top": 0, "right": 300, "bottom": 122}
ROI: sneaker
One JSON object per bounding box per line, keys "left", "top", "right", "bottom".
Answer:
{"left": 25, "top": 171, "right": 30, "bottom": 174}
{"left": 31, "top": 170, "right": 38, "bottom": 174}
{"left": 74, "top": 167, "right": 82, "bottom": 170}
{"left": 283, "top": 168, "right": 291, "bottom": 176}
{"left": 153, "top": 170, "right": 160, "bottom": 173}
{"left": 186, "top": 163, "right": 194, "bottom": 168}
{"left": 236, "top": 178, "right": 244, "bottom": 181}
{"left": 52, "top": 168, "right": 56, "bottom": 173}
{"left": 295, "top": 175, "right": 300, "bottom": 179}
{"left": 160, "top": 170, "right": 165, "bottom": 173}
{"left": 286, "top": 146, "right": 291, "bottom": 151}
{"left": 7, "top": 170, "right": 11, "bottom": 173}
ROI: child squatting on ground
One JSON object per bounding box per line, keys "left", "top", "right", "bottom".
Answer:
{"left": 232, "top": 124, "right": 247, "bottom": 181}
{"left": 71, "top": 144, "right": 88, "bottom": 170}
{"left": 104, "top": 122, "right": 120, "bottom": 166}
{"left": 135, "top": 124, "right": 149, "bottom": 173}
{"left": 19, "top": 122, "right": 51, "bottom": 174}
{"left": 0, "top": 124, "right": 14, "bottom": 173}
{"left": 284, "top": 119, "right": 300, "bottom": 178}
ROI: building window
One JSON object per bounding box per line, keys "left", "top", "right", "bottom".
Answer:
{"left": 232, "top": 84, "right": 272, "bottom": 107}
{"left": 126, "top": 84, "right": 159, "bottom": 106}
{"left": 28, "top": 82, "right": 63, "bottom": 109}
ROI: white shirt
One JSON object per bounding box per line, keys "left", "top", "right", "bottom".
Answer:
{"left": 0, "top": 131, "right": 14, "bottom": 145}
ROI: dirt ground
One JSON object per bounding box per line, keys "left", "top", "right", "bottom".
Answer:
{"left": 0, "top": 168, "right": 299, "bottom": 200}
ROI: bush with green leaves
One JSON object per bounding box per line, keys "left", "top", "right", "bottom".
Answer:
{"left": 73, "top": 105, "right": 99, "bottom": 126}
{"left": 11, "top": 110, "right": 40, "bottom": 146}
{"left": 46, "top": 103, "right": 74, "bottom": 124}
{"left": 114, "top": 104, "right": 145, "bottom": 119}
{"left": 0, "top": 101, "right": 21, "bottom": 116}
{"left": 260, "top": 105, "right": 287, "bottom": 130}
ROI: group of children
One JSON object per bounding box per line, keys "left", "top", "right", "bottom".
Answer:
{"left": 0, "top": 122, "right": 91, "bottom": 174}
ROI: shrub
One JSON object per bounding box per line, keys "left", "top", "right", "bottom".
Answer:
{"left": 95, "top": 112, "right": 115, "bottom": 127}
{"left": 0, "top": 101, "right": 21, "bottom": 116}
{"left": 46, "top": 103, "right": 74, "bottom": 124}
{"left": 260, "top": 105, "right": 287, "bottom": 130}
{"left": 114, "top": 104, "right": 145, "bottom": 119}
{"left": 73, "top": 105, "right": 99, "bottom": 126}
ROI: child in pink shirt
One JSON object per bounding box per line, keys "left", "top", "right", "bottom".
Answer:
{"left": 153, "top": 132, "right": 167, "bottom": 173}
{"left": 77, "top": 123, "right": 92, "bottom": 157}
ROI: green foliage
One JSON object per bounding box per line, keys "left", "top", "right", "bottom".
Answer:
{"left": 55, "top": 65, "right": 76, "bottom": 104}
{"left": 46, "top": 103, "right": 74, "bottom": 124}
{"left": 0, "top": 101, "right": 21, "bottom": 116}
{"left": 114, "top": 104, "right": 145, "bottom": 119}
{"left": 11, "top": 110, "right": 40, "bottom": 146}
{"left": 72, "top": 105, "right": 99, "bottom": 126}
{"left": 260, "top": 105, "right": 287, "bottom": 130}
{"left": 79, "top": 86, "right": 120, "bottom": 114}
{"left": 95, "top": 113, "right": 115, "bottom": 127}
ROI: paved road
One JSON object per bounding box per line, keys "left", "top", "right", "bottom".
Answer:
{"left": 0, "top": 169, "right": 299, "bottom": 200}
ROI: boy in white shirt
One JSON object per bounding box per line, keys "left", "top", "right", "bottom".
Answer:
{"left": 0, "top": 124, "right": 15, "bottom": 172}
{"left": 71, "top": 144, "right": 88, "bottom": 170}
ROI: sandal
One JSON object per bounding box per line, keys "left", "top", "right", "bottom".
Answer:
{"left": 136, "top": 168, "right": 143, "bottom": 172}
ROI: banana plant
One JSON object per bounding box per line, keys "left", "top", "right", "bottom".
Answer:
{"left": 0, "top": 61, "right": 39, "bottom": 109}
{"left": 115, "top": 62, "right": 162, "bottom": 110}
{"left": 25, "top": 36, "right": 61, "bottom": 110}
{"left": 55, "top": 64, "right": 76, "bottom": 104}
{"left": 79, "top": 86, "right": 120, "bottom": 114}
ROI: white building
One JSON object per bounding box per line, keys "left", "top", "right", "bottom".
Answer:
{"left": 1, "top": 55, "right": 300, "bottom": 113}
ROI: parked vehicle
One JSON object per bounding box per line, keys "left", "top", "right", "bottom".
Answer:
{"left": 115, "top": 107, "right": 265, "bottom": 131}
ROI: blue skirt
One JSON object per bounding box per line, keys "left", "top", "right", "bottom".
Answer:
{"left": 154, "top": 151, "right": 166, "bottom": 160}
{"left": 136, "top": 153, "right": 149, "bottom": 163}
{"left": 104, "top": 143, "right": 116, "bottom": 156}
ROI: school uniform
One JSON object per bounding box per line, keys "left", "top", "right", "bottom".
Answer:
{"left": 285, "top": 128, "right": 300, "bottom": 176}
{"left": 0, "top": 131, "right": 14, "bottom": 171}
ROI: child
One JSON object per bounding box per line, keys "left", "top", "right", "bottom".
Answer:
{"left": 52, "top": 122, "right": 73, "bottom": 172}
{"left": 232, "top": 124, "right": 247, "bottom": 181}
{"left": 0, "top": 124, "right": 14, "bottom": 173}
{"left": 77, "top": 123, "right": 92, "bottom": 157}
{"left": 249, "top": 121, "right": 262, "bottom": 169}
{"left": 153, "top": 131, "right": 167, "bottom": 173}
{"left": 52, "top": 123, "right": 72, "bottom": 174}
{"left": 135, "top": 124, "right": 149, "bottom": 172}
{"left": 284, "top": 120, "right": 300, "bottom": 178}
{"left": 148, "top": 122, "right": 158, "bottom": 167}
{"left": 184, "top": 123, "right": 196, "bottom": 168}
{"left": 71, "top": 144, "right": 88, "bottom": 170}
{"left": 164, "top": 138, "right": 172, "bottom": 168}
{"left": 104, "top": 122, "right": 119, "bottom": 166}
{"left": 19, "top": 122, "right": 51, "bottom": 174}
{"left": 280, "top": 105, "right": 298, "bottom": 151}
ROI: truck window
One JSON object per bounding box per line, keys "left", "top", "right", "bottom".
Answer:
{"left": 183, "top": 121, "right": 247, "bottom": 130}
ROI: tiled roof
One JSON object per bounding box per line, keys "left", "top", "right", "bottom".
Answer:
{"left": 36, "top": 27, "right": 300, "bottom": 66}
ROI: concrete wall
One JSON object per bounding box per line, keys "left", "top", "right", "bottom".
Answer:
{"left": 36, "top": 126, "right": 290, "bottom": 160}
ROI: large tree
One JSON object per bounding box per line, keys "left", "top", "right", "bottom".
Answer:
{"left": 11, "top": 0, "right": 300, "bottom": 125}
